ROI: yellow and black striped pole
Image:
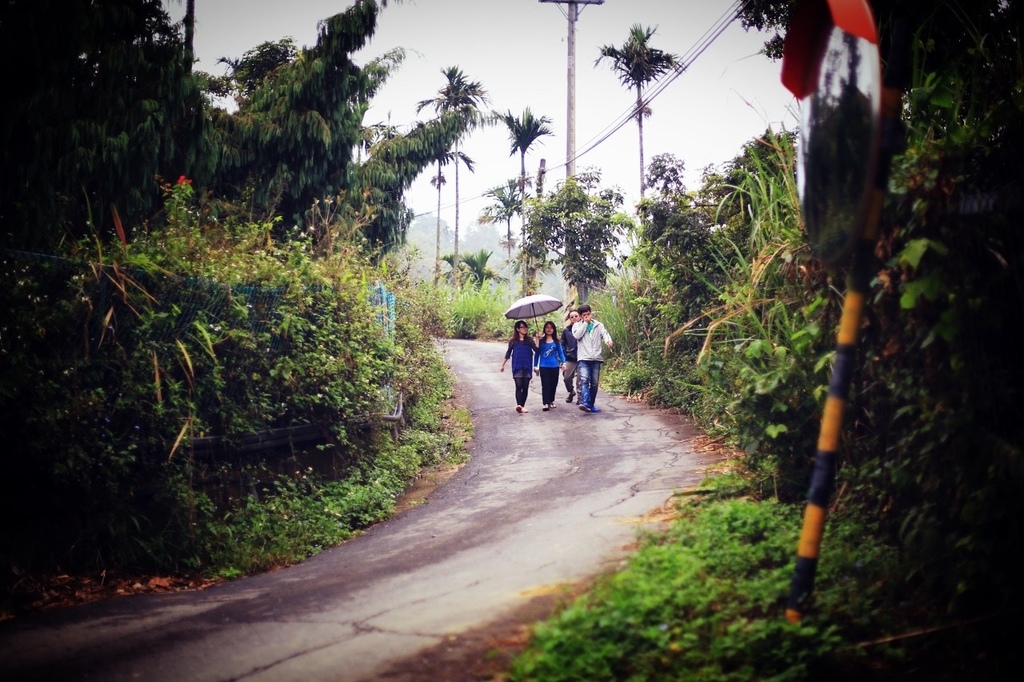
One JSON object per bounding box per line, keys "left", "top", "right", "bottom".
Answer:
{"left": 785, "top": 15, "right": 909, "bottom": 623}
{"left": 785, "top": 204, "right": 878, "bottom": 623}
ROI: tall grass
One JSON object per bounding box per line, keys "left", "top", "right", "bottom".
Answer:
{"left": 449, "top": 282, "right": 513, "bottom": 340}
{"left": 583, "top": 260, "right": 671, "bottom": 402}
{"left": 680, "top": 133, "right": 838, "bottom": 499}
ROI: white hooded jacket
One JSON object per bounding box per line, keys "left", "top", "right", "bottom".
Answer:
{"left": 572, "top": 319, "right": 612, "bottom": 361}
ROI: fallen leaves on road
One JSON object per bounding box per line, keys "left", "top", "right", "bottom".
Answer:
{"left": 6, "top": 570, "right": 223, "bottom": 617}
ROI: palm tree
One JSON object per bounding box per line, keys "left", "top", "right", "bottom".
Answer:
{"left": 417, "top": 67, "right": 489, "bottom": 288}
{"left": 460, "top": 249, "right": 504, "bottom": 289}
{"left": 357, "top": 119, "right": 398, "bottom": 163}
{"left": 497, "top": 108, "right": 554, "bottom": 295}
{"left": 478, "top": 179, "right": 522, "bottom": 289}
{"left": 429, "top": 168, "right": 446, "bottom": 283}
{"left": 596, "top": 24, "right": 679, "bottom": 198}
{"left": 439, "top": 252, "right": 463, "bottom": 285}
{"left": 440, "top": 250, "right": 502, "bottom": 289}
{"left": 428, "top": 149, "right": 475, "bottom": 285}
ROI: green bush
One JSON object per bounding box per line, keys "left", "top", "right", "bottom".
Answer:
{"left": 0, "top": 181, "right": 465, "bottom": 592}
{"left": 449, "top": 284, "right": 510, "bottom": 339}
{"left": 510, "top": 499, "right": 872, "bottom": 681}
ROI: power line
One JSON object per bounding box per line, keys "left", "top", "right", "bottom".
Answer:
{"left": 570, "top": 0, "right": 743, "bottom": 166}
{"left": 413, "top": 0, "right": 747, "bottom": 218}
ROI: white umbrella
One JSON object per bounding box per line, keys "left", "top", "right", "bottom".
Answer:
{"left": 504, "top": 293, "right": 562, "bottom": 320}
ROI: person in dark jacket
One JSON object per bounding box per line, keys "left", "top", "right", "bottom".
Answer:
{"left": 560, "top": 309, "right": 580, "bottom": 404}
{"left": 500, "top": 320, "right": 538, "bottom": 413}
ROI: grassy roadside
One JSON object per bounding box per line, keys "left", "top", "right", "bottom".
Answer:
{"left": 502, "top": 471, "right": 1017, "bottom": 681}
{"left": 2, "top": 343, "right": 473, "bottom": 619}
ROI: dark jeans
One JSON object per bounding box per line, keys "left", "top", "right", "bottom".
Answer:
{"left": 513, "top": 376, "right": 531, "bottom": 407}
{"left": 577, "top": 359, "right": 602, "bottom": 407}
{"left": 539, "top": 366, "right": 560, "bottom": 404}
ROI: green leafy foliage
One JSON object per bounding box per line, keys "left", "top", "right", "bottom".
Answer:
{"left": 845, "top": 19, "right": 1024, "bottom": 613}
{"left": 1, "top": 0, "right": 202, "bottom": 249}
{"left": 510, "top": 500, "right": 895, "bottom": 681}
{"left": 449, "top": 284, "right": 512, "bottom": 340}
{"left": 588, "top": 4, "right": 1024, "bottom": 666}
{"left": 186, "top": 473, "right": 382, "bottom": 577}
{"left": 2, "top": 0, "right": 459, "bottom": 257}
{"left": 0, "top": 178, "right": 463, "bottom": 596}
{"left": 526, "top": 171, "right": 630, "bottom": 297}
{"left": 610, "top": 134, "right": 836, "bottom": 491}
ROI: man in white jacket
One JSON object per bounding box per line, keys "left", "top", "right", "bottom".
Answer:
{"left": 572, "top": 304, "right": 613, "bottom": 413}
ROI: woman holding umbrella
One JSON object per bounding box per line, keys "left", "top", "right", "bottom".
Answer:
{"left": 500, "top": 320, "right": 538, "bottom": 413}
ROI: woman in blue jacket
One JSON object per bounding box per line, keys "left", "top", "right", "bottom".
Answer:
{"left": 500, "top": 320, "right": 538, "bottom": 413}
{"left": 534, "top": 320, "right": 566, "bottom": 411}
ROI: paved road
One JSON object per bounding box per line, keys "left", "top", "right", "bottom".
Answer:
{"left": 0, "top": 339, "right": 719, "bottom": 681}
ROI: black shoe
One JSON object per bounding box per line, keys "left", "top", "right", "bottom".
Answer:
{"left": 565, "top": 392, "right": 574, "bottom": 403}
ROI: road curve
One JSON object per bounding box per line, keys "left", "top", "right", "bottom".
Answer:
{"left": 0, "top": 339, "right": 719, "bottom": 682}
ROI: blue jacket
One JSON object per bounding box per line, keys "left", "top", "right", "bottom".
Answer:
{"left": 505, "top": 338, "right": 537, "bottom": 375}
{"left": 534, "top": 339, "right": 566, "bottom": 369}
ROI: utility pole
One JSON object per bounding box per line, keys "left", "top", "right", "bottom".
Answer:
{"left": 539, "top": 1, "right": 604, "bottom": 179}
{"left": 566, "top": 2, "right": 577, "bottom": 178}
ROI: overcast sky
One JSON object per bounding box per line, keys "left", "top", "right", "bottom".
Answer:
{"left": 180, "top": 0, "right": 798, "bottom": 228}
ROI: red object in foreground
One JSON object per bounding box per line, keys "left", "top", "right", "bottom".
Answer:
{"left": 780, "top": 0, "right": 878, "bottom": 99}
{"left": 111, "top": 204, "right": 127, "bottom": 246}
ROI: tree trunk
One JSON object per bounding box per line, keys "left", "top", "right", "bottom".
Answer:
{"left": 636, "top": 86, "right": 645, "bottom": 198}
{"left": 434, "top": 161, "right": 442, "bottom": 286}
{"left": 506, "top": 218, "right": 513, "bottom": 293}
{"left": 577, "top": 282, "right": 590, "bottom": 305}
{"left": 519, "top": 152, "right": 528, "bottom": 296}
{"left": 454, "top": 143, "right": 461, "bottom": 289}
{"left": 184, "top": 0, "right": 195, "bottom": 73}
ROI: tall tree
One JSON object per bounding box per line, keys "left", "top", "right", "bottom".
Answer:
{"left": 1, "top": 0, "right": 457, "bottom": 255}
{"left": 211, "top": 4, "right": 457, "bottom": 253}
{"left": 497, "top": 108, "right": 554, "bottom": 295}
{"left": 354, "top": 114, "right": 465, "bottom": 254}
{"left": 217, "top": 1, "right": 382, "bottom": 228}
{"left": 417, "top": 67, "right": 489, "bottom": 288}
{"left": 426, "top": 149, "right": 474, "bottom": 284}
{"left": 1, "top": 0, "right": 200, "bottom": 249}
{"left": 478, "top": 179, "right": 522, "bottom": 289}
{"left": 596, "top": 24, "right": 679, "bottom": 198}
{"left": 429, "top": 165, "right": 447, "bottom": 283}
{"left": 527, "top": 171, "right": 630, "bottom": 301}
